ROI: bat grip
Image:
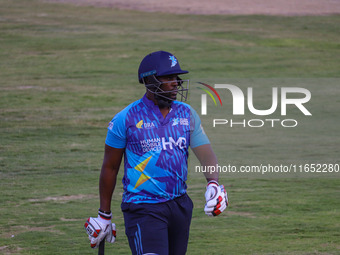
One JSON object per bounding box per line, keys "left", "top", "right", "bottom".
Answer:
{"left": 98, "top": 239, "right": 105, "bottom": 255}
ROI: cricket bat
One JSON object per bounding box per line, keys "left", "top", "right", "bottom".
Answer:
{"left": 98, "top": 240, "right": 105, "bottom": 255}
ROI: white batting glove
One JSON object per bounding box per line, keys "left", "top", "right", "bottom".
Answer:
{"left": 204, "top": 180, "right": 228, "bottom": 216}
{"left": 84, "top": 210, "right": 116, "bottom": 248}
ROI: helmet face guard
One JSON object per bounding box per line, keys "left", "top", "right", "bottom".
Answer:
{"left": 142, "top": 75, "right": 189, "bottom": 108}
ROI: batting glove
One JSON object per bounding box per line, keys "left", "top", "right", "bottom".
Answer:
{"left": 84, "top": 210, "right": 116, "bottom": 248}
{"left": 204, "top": 180, "right": 228, "bottom": 216}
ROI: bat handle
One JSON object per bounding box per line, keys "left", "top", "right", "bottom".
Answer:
{"left": 98, "top": 239, "right": 105, "bottom": 255}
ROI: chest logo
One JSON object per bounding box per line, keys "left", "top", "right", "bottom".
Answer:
{"left": 172, "top": 118, "right": 189, "bottom": 126}
{"left": 172, "top": 118, "right": 179, "bottom": 126}
{"left": 136, "top": 120, "right": 156, "bottom": 129}
{"left": 136, "top": 120, "right": 143, "bottom": 129}
{"left": 162, "top": 137, "right": 187, "bottom": 150}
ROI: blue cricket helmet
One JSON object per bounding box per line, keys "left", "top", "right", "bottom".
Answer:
{"left": 138, "top": 51, "right": 189, "bottom": 83}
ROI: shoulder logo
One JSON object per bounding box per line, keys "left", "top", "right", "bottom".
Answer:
{"left": 136, "top": 120, "right": 143, "bottom": 129}
{"left": 200, "top": 124, "right": 206, "bottom": 135}
{"left": 108, "top": 121, "right": 114, "bottom": 130}
{"left": 169, "top": 55, "right": 177, "bottom": 67}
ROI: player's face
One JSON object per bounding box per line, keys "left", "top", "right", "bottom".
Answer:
{"left": 157, "top": 75, "right": 179, "bottom": 100}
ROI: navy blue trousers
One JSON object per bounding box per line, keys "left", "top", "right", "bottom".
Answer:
{"left": 121, "top": 194, "right": 193, "bottom": 255}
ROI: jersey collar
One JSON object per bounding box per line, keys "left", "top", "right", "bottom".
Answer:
{"left": 142, "top": 94, "right": 175, "bottom": 124}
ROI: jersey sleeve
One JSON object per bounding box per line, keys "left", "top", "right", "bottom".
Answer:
{"left": 105, "top": 112, "right": 127, "bottom": 149}
{"left": 189, "top": 106, "right": 210, "bottom": 148}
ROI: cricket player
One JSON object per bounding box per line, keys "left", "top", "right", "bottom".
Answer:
{"left": 84, "top": 51, "right": 228, "bottom": 255}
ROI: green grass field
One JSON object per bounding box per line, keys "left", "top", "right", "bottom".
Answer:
{"left": 0, "top": 0, "right": 339, "bottom": 254}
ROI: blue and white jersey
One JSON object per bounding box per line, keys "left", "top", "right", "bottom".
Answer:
{"left": 106, "top": 94, "right": 209, "bottom": 204}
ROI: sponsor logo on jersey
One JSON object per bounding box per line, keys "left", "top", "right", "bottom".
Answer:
{"left": 180, "top": 118, "right": 189, "bottom": 126}
{"left": 172, "top": 118, "right": 179, "bottom": 126}
{"left": 136, "top": 120, "right": 143, "bottom": 129}
{"left": 162, "top": 137, "right": 187, "bottom": 150}
{"left": 136, "top": 120, "right": 156, "bottom": 129}
{"left": 172, "top": 118, "right": 189, "bottom": 126}
{"left": 140, "top": 137, "right": 187, "bottom": 152}
{"left": 140, "top": 138, "right": 162, "bottom": 152}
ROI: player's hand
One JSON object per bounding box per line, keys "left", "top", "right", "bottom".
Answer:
{"left": 84, "top": 210, "right": 116, "bottom": 248}
{"left": 204, "top": 181, "right": 228, "bottom": 216}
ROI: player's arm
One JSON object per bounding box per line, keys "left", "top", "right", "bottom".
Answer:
{"left": 189, "top": 106, "right": 220, "bottom": 183}
{"left": 85, "top": 111, "right": 126, "bottom": 249}
{"left": 84, "top": 144, "right": 122, "bottom": 249}
{"left": 99, "top": 145, "right": 124, "bottom": 212}
{"left": 190, "top": 106, "right": 228, "bottom": 216}
{"left": 99, "top": 111, "right": 126, "bottom": 211}
{"left": 192, "top": 144, "right": 228, "bottom": 216}
{"left": 191, "top": 143, "right": 219, "bottom": 182}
